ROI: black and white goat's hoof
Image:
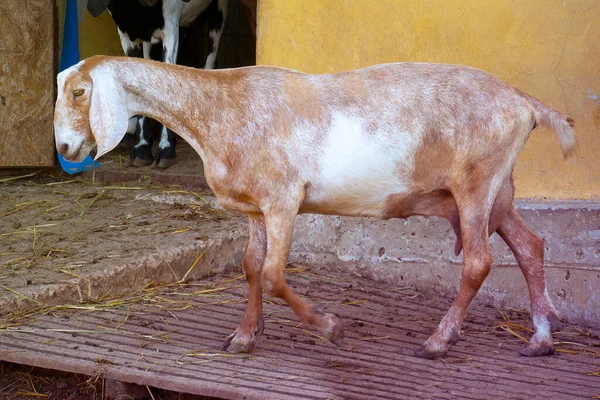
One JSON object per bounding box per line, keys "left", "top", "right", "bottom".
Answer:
{"left": 132, "top": 156, "right": 153, "bottom": 167}
{"left": 151, "top": 157, "right": 176, "bottom": 169}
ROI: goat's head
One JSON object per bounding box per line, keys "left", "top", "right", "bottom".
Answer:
{"left": 54, "top": 59, "right": 129, "bottom": 162}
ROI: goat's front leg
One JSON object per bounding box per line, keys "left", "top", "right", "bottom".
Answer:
{"left": 223, "top": 215, "right": 266, "bottom": 353}
{"left": 261, "top": 208, "right": 343, "bottom": 348}
{"left": 497, "top": 206, "right": 560, "bottom": 356}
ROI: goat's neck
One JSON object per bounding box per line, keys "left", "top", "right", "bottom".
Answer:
{"left": 118, "top": 61, "right": 239, "bottom": 159}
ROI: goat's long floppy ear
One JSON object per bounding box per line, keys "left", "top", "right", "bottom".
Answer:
{"left": 87, "top": 0, "right": 110, "bottom": 17}
{"left": 89, "top": 68, "right": 129, "bottom": 160}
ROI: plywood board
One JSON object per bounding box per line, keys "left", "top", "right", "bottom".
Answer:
{"left": 0, "top": 0, "right": 55, "bottom": 167}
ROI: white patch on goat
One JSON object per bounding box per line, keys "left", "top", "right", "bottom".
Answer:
{"left": 162, "top": 32, "right": 179, "bottom": 64}
{"left": 161, "top": 1, "right": 183, "bottom": 64}
{"left": 55, "top": 65, "right": 89, "bottom": 160}
{"left": 483, "top": 112, "right": 504, "bottom": 139}
{"left": 127, "top": 117, "right": 138, "bottom": 134}
{"left": 54, "top": 128, "right": 86, "bottom": 160}
{"left": 56, "top": 64, "right": 82, "bottom": 88}
{"left": 302, "top": 112, "right": 418, "bottom": 217}
{"left": 117, "top": 30, "right": 139, "bottom": 55}
{"left": 532, "top": 314, "right": 551, "bottom": 339}
{"left": 134, "top": 118, "right": 148, "bottom": 148}
{"left": 542, "top": 287, "right": 559, "bottom": 315}
{"left": 143, "top": 41, "right": 153, "bottom": 59}
{"left": 159, "top": 126, "right": 171, "bottom": 149}
{"left": 204, "top": 29, "right": 221, "bottom": 69}
{"left": 152, "top": 29, "right": 165, "bottom": 41}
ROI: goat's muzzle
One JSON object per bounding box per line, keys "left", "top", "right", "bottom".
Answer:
{"left": 56, "top": 135, "right": 86, "bottom": 162}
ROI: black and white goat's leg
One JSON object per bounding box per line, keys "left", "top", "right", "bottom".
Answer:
{"left": 123, "top": 116, "right": 154, "bottom": 167}
{"left": 204, "top": 0, "right": 228, "bottom": 69}
{"left": 150, "top": 6, "right": 182, "bottom": 169}
{"left": 151, "top": 128, "right": 176, "bottom": 168}
{"left": 161, "top": 0, "right": 184, "bottom": 65}
{"left": 119, "top": 37, "right": 156, "bottom": 167}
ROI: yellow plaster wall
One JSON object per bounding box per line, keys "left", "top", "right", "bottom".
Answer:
{"left": 56, "top": 0, "right": 122, "bottom": 60}
{"left": 78, "top": 10, "right": 123, "bottom": 58}
{"left": 257, "top": 0, "right": 600, "bottom": 200}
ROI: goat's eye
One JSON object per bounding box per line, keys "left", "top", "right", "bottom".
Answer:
{"left": 73, "top": 89, "right": 84, "bottom": 97}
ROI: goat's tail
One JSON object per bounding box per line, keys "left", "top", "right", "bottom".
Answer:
{"left": 521, "top": 91, "right": 578, "bottom": 159}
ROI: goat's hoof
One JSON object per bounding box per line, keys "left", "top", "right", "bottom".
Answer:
{"left": 152, "top": 157, "right": 176, "bottom": 169}
{"left": 320, "top": 313, "right": 344, "bottom": 347}
{"left": 132, "top": 157, "right": 153, "bottom": 167}
{"left": 124, "top": 158, "right": 134, "bottom": 167}
{"left": 223, "top": 319, "right": 264, "bottom": 353}
{"left": 413, "top": 344, "right": 447, "bottom": 360}
{"left": 519, "top": 341, "right": 555, "bottom": 357}
{"left": 223, "top": 331, "right": 256, "bottom": 353}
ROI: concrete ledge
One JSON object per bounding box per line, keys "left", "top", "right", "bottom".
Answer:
{"left": 0, "top": 184, "right": 249, "bottom": 317}
{"left": 0, "top": 223, "right": 249, "bottom": 316}
{"left": 290, "top": 200, "right": 600, "bottom": 327}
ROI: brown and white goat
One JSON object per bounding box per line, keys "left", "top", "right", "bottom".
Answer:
{"left": 54, "top": 56, "right": 576, "bottom": 359}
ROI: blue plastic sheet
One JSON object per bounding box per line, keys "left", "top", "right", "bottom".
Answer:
{"left": 57, "top": 0, "right": 101, "bottom": 174}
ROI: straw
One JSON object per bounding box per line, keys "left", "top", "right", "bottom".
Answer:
{"left": 0, "top": 170, "right": 43, "bottom": 183}
{"left": 0, "top": 285, "right": 39, "bottom": 303}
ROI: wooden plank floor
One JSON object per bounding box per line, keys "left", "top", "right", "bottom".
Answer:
{"left": 1, "top": 266, "right": 599, "bottom": 399}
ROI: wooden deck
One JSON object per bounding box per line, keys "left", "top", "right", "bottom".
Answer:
{"left": 1, "top": 267, "right": 599, "bottom": 399}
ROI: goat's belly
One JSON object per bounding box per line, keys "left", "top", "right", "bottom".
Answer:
{"left": 301, "top": 177, "right": 410, "bottom": 218}
{"left": 298, "top": 112, "right": 416, "bottom": 217}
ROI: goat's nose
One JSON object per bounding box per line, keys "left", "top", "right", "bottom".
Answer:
{"left": 59, "top": 143, "right": 69, "bottom": 155}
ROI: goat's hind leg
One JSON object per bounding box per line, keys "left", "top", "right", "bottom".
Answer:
{"left": 224, "top": 216, "right": 267, "bottom": 352}
{"left": 497, "top": 206, "right": 560, "bottom": 356}
{"left": 415, "top": 179, "right": 499, "bottom": 359}
{"left": 453, "top": 176, "right": 515, "bottom": 256}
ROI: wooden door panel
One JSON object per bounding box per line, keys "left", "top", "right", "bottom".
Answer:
{"left": 0, "top": 0, "right": 55, "bottom": 167}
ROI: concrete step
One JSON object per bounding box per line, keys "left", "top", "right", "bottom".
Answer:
{"left": 291, "top": 200, "right": 600, "bottom": 327}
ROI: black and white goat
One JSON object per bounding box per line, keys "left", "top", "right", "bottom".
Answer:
{"left": 87, "top": 0, "right": 227, "bottom": 168}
